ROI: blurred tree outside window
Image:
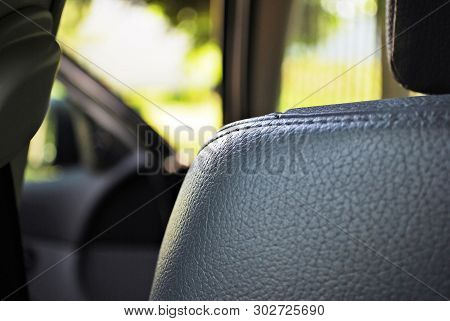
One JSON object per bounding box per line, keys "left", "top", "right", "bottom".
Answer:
{"left": 57, "top": 0, "right": 222, "bottom": 164}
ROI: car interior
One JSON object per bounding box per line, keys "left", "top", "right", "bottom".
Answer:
{"left": 0, "top": 0, "right": 449, "bottom": 300}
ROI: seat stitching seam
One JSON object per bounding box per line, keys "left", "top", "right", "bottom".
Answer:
{"left": 201, "top": 113, "right": 449, "bottom": 152}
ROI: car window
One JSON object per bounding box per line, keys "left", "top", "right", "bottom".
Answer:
{"left": 26, "top": 80, "right": 132, "bottom": 182}
{"left": 57, "top": 0, "right": 222, "bottom": 164}
{"left": 278, "top": 0, "right": 408, "bottom": 111}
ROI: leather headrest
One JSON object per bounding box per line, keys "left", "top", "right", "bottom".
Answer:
{"left": 387, "top": 0, "right": 450, "bottom": 94}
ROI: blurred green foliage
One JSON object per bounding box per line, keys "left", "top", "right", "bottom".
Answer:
{"left": 287, "top": 0, "right": 339, "bottom": 46}
{"left": 278, "top": 57, "right": 382, "bottom": 109}
{"left": 60, "top": 0, "right": 212, "bottom": 47}
{"left": 146, "top": 0, "right": 211, "bottom": 46}
{"left": 58, "top": 0, "right": 91, "bottom": 37}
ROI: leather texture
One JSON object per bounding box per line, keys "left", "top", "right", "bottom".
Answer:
{"left": 151, "top": 95, "right": 450, "bottom": 300}
{"left": 387, "top": 0, "right": 450, "bottom": 94}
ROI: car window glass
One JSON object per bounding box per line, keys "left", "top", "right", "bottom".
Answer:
{"left": 278, "top": 0, "right": 409, "bottom": 111}
{"left": 57, "top": 0, "right": 222, "bottom": 164}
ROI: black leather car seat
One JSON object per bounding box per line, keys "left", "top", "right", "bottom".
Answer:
{"left": 0, "top": 0, "right": 64, "bottom": 300}
{"left": 150, "top": 0, "right": 450, "bottom": 300}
